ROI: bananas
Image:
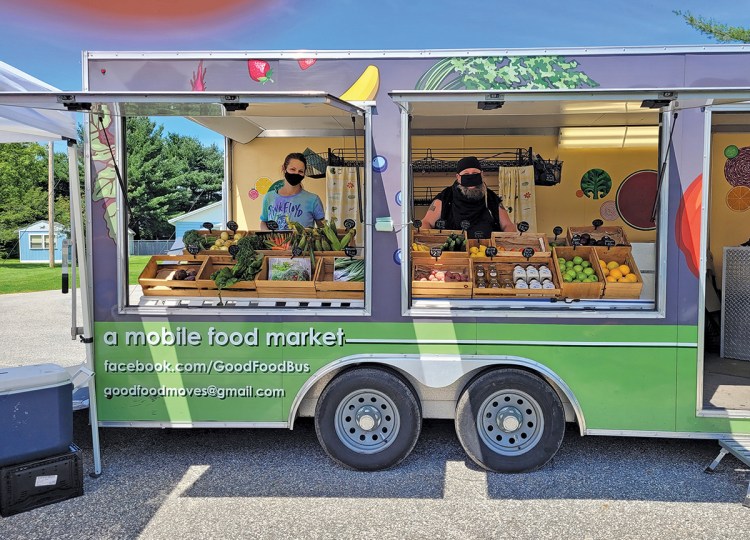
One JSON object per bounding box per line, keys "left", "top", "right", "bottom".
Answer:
{"left": 339, "top": 65, "right": 380, "bottom": 102}
{"left": 412, "top": 242, "right": 430, "bottom": 252}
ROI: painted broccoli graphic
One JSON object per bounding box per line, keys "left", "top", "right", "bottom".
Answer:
{"left": 416, "top": 56, "right": 598, "bottom": 90}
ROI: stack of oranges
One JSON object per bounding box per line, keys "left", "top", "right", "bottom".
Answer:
{"left": 600, "top": 259, "right": 638, "bottom": 283}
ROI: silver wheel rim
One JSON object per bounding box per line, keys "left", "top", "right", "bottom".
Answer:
{"left": 334, "top": 389, "right": 400, "bottom": 454}
{"left": 476, "top": 389, "right": 544, "bottom": 456}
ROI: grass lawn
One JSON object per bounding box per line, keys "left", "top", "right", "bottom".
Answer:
{"left": 0, "top": 256, "right": 151, "bottom": 294}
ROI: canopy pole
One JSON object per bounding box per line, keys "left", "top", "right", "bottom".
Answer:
{"left": 67, "top": 140, "right": 102, "bottom": 477}
{"left": 48, "top": 142, "right": 54, "bottom": 267}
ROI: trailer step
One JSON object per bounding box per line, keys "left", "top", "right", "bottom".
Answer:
{"left": 705, "top": 437, "right": 750, "bottom": 508}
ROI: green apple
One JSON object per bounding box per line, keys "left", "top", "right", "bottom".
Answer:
{"left": 572, "top": 256, "right": 584, "bottom": 265}
{"left": 581, "top": 261, "right": 591, "bottom": 268}
{"left": 573, "top": 264, "right": 583, "bottom": 273}
{"left": 565, "top": 260, "right": 574, "bottom": 269}
{"left": 583, "top": 267, "right": 594, "bottom": 276}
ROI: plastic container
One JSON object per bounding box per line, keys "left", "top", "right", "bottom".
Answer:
{"left": 0, "top": 364, "right": 72, "bottom": 467}
{"left": 0, "top": 444, "right": 83, "bottom": 517}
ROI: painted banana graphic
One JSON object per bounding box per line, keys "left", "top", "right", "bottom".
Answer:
{"left": 339, "top": 65, "right": 379, "bottom": 101}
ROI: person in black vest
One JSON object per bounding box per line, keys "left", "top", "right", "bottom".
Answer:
{"left": 422, "top": 156, "right": 516, "bottom": 238}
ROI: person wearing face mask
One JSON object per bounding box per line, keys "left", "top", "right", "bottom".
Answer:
{"left": 260, "top": 152, "right": 325, "bottom": 230}
{"left": 421, "top": 156, "right": 516, "bottom": 238}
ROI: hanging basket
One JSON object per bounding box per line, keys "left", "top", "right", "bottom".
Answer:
{"left": 533, "top": 156, "right": 563, "bottom": 186}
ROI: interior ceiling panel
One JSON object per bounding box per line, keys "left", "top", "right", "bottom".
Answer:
{"left": 408, "top": 100, "right": 659, "bottom": 131}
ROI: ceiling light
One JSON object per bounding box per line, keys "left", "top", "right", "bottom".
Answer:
{"left": 559, "top": 126, "right": 659, "bottom": 148}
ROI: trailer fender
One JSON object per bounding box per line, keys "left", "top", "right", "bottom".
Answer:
{"left": 289, "top": 354, "right": 585, "bottom": 434}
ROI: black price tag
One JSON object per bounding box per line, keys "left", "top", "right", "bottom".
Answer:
{"left": 485, "top": 246, "right": 498, "bottom": 259}
{"left": 518, "top": 221, "right": 530, "bottom": 234}
{"left": 435, "top": 219, "right": 446, "bottom": 232}
{"left": 522, "top": 247, "right": 535, "bottom": 260}
{"left": 186, "top": 244, "right": 200, "bottom": 257}
{"left": 553, "top": 226, "right": 563, "bottom": 240}
{"left": 202, "top": 221, "right": 214, "bottom": 232}
{"left": 604, "top": 237, "right": 616, "bottom": 249}
{"left": 413, "top": 219, "right": 422, "bottom": 231}
{"left": 266, "top": 220, "right": 279, "bottom": 231}
{"left": 344, "top": 246, "right": 357, "bottom": 258}
{"left": 460, "top": 220, "right": 471, "bottom": 231}
{"left": 227, "top": 220, "right": 239, "bottom": 233}
{"left": 474, "top": 231, "right": 485, "bottom": 240}
{"left": 430, "top": 247, "right": 443, "bottom": 259}
{"left": 291, "top": 246, "right": 303, "bottom": 257}
{"left": 343, "top": 218, "right": 356, "bottom": 230}
{"left": 228, "top": 245, "right": 240, "bottom": 259}
{"left": 571, "top": 234, "right": 582, "bottom": 248}
{"left": 592, "top": 219, "right": 603, "bottom": 230}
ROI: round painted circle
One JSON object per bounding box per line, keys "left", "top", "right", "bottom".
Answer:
{"left": 615, "top": 170, "right": 657, "bottom": 230}
{"left": 372, "top": 155, "right": 388, "bottom": 173}
{"left": 393, "top": 248, "right": 402, "bottom": 265}
{"left": 599, "top": 200, "right": 618, "bottom": 221}
{"left": 724, "top": 145, "right": 739, "bottom": 159}
{"left": 248, "top": 188, "right": 259, "bottom": 200}
{"left": 395, "top": 190, "right": 402, "bottom": 206}
{"left": 575, "top": 189, "right": 584, "bottom": 198}
{"left": 724, "top": 146, "right": 750, "bottom": 187}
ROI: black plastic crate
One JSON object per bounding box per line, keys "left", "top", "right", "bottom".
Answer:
{"left": 1, "top": 444, "right": 83, "bottom": 517}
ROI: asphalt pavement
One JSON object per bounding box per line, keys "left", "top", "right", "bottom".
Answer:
{"left": 0, "top": 290, "right": 749, "bottom": 538}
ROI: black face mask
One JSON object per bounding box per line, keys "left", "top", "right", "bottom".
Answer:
{"left": 284, "top": 172, "right": 304, "bottom": 186}
{"left": 460, "top": 173, "right": 482, "bottom": 187}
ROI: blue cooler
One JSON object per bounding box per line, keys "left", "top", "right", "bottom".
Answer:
{"left": 0, "top": 364, "right": 73, "bottom": 467}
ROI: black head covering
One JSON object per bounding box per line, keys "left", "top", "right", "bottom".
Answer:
{"left": 456, "top": 156, "right": 482, "bottom": 173}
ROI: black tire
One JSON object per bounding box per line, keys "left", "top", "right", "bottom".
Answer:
{"left": 315, "top": 368, "right": 421, "bottom": 471}
{"left": 455, "top": 368, "right": 565, "bottom": 473}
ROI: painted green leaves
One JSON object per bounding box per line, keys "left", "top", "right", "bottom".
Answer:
{"left": 415, "top": 56, "right": 599, "bottom": 90}
{"left": 580, "top": 169, "right": 612, "bottom": 200}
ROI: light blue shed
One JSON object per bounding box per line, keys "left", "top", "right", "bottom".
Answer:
{"left": 168, "top": 202, "right": 223, "bottom": 252}
{"left": 18, "top": 221, "right": 68, "bottom": 263}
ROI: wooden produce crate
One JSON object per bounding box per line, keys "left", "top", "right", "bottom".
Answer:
{"left": 138, "top": 255, "right": 206, "bottom": 296}
{"left": 471, "top": 257, "right": 560, "bottom": 298}
{"left": 195, "top": 255, "right": 258, "bottom": 297}
{"left": 567, "top": 225, "right": 629, "bottom": 246}
{"left": 313, "top": 257, "right": 365, "bottom": 300}
{"left": 412, "top": 231, "right": 468, "bottom": 258}
{"left": 255, "top": 256, "right": 317, "bottom": 298}
{"left": 593, "top": 246, "right": 643, "bottom": 299}
{"left": 552, "top": 246, "right": 604, "bottom": 300}
{"left": 490, "top": 232, "right": 551, "bottom": 260}
{"left": 412, "top": 257, "right": 472, "bottom": 298}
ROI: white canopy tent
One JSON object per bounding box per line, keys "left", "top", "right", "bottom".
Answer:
{"left": 0, "top": 60, "right": 77, "bottom": 142}
{"left": 0, "top": 61, "right": 100, "bottom": 474}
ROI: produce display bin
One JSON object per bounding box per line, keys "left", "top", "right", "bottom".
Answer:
{"left": 0, "top": 444, "right": 83, "bottom": 517}
{"left": 0, "top": 364, "right": 72, "bottom": 467}
{"left": 195, "top": 255, "right": 259, "bottom": 298}
{"left": 552, "top": 246, "right": 605, "bottom": 299}
{"left": 567, "top": 225, "right": 629, "bottom": 246}
{"left": 412, "top": 231, "right": 468, "bottom": 258}
{"left": 313, "top": 257, "right": 365, "bottom": 299}
{"left": 412, "top": 257, "right": 472, "bottom": 298}
{"left": 593, "top": 246, "right": 643, "bottom": 299}
{"left": 490, "top": 232, "right": 551, "bottom": 259}
{"left": 138, "top": 255, "right": 205, "bottom": 296}
{"left": 470, "top": 257, "right": 561, "bottom": 298}
{"left": 255, "top": 256, "right": 318, "bottom": 298}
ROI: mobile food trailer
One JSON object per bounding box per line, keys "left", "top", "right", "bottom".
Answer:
{"left": 3, "top": 47, "right": 749, "bottom": 489}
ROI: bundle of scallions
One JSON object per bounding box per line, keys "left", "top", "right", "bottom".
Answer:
{"left": 333, "top": 258, "right": 365, "bottom": 282}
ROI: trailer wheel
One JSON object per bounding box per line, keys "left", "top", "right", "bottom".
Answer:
{"left": 455, "top": 369, "right": 565, "bottom": 473}
{"left": 315, "top": 368, "right": 421, "bottom": 471}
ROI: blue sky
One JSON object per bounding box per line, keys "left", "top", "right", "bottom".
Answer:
{"left": 2, "top": 0, "right": 749, "bottom": 148}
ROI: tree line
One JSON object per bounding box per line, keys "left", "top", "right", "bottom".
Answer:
{"left": 0, "top": 117, "right": 223, "bottom": 258}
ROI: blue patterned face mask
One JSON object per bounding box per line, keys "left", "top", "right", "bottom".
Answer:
{"left": 284, "top": 172, "right": 304, "bottom": 186}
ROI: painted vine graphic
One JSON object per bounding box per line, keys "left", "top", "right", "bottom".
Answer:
{"left": 89, "top": 105, "right": 119, "bottom": 241}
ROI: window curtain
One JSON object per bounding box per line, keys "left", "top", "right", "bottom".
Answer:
{"left": 326, "top": 166, "right": 362, "bottom": 224}
{"left": 498, "top": 166, "right": 537, "bottom": 231}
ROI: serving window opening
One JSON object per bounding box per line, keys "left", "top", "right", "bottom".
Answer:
{"left": 396, "top": 94, "right": 664, "bottom": 314}
{"left": 84, "top": 94, "right": 370, "bottom": 314}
